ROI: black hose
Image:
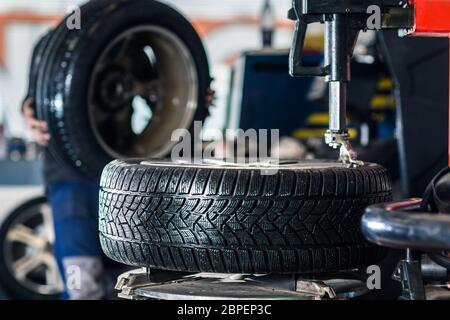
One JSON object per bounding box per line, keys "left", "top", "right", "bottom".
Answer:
{"left": 429, "top": 253, "right": 450, "bottom": 270}
{"left": 421, "top": 167, "right": 450, "bottom": 213}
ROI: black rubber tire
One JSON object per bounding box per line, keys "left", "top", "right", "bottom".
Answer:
{"left": 0, "top": 197, "right": 61, "bottom": 300}
{"left": 27, "top": 32, "right": 53, "bottom": 105}
{"left": 429, "top": 253, "right": 450, "bottom": 269}
{"left": 35, "top": 0, "right": 210, "bottom": 180}
{"left": 99, "top": 159, "right": 392, "bottom": 274}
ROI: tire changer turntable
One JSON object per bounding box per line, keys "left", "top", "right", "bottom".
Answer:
{"left": 115, "top": 0, "right": 450, "bottom": 300}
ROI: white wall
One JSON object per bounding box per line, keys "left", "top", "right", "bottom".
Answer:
{"left": 0, "top": 1, "right": 80, "bottom": 13}
{"left": 1, "top": 23, "right": 51, "bottom": 137}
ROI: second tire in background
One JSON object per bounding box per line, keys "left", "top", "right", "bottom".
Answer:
{"left": 34, "top": 0, "right": 211, "bottom": 180}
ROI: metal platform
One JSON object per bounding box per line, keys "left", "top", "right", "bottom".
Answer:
{"left": 115, "top": 269, "right": 369, "bottom": 300}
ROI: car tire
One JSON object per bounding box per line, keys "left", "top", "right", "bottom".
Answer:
{"left": 0, "top": 197, "right": 63, "bottom": 300}
{"left": 35, "top": 0, "right": 211, "bottom": 180}
{"left": 27, "top": 32, "right": 53, "bottom": 104}
{"left": 99, "top": 159, "right": 392, "bottom": 274}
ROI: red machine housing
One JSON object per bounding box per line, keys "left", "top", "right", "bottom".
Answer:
{"left": 409, "top": 0, "right": 450, "bottom": 36}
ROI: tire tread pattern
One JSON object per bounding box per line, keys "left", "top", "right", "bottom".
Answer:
{"left": 99, "top": 160, "right": 391, "bottom": 274}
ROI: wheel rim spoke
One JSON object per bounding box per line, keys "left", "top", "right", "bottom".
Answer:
{"left": 6, "top": 224, "right": 43, "bottom": 248}
{"left": 14, "top": 253, "right": 43, "bottom": 281}
{"left": 40, "top": 204, "right": 55, "bottom": 244}
{"left": 4, "top": 200, "right": 64, "bottom": 295}
{"left": 42, "top": 252, "right": 64, "bottom": 290}
{"left": 113, "top": 36, "right": 134, "bottom": 67}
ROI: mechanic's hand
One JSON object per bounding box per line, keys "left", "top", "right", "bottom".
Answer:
{"left": 205, "top": 87, "right": 216, "bottom": 109}
{"left": 23, "top": 98, "right": 50, "bottom": 146}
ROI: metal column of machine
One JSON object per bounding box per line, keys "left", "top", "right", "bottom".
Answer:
{"left": 324, "top": 13, "right": 359, "bottom": 162}
{"left": 288, "top": 0, "right": 413, "bottom": 163}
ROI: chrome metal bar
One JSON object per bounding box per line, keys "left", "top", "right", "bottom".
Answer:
{"left": 361, "top": 199, "right": 450, "bottom": 251}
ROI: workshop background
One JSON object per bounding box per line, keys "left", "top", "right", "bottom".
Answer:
{"left": 2, "top": 0, "right": 447, "bottom": 301}
{"left": 0, "top": 0, "right": 307, "bottom": 300}
{"left": 0, "top": 0, "right": 326, "bottom": 229}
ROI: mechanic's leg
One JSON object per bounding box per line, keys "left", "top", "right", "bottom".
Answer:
{"left": 47, "top": 181, "right": 104, "bottom": 300}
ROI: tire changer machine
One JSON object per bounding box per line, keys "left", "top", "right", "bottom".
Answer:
{"left": 115, "top": 0, "right": 450, "bottom": 300}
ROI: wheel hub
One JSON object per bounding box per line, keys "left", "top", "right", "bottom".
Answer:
{"left": 88, "top": 26, "right": 199, "bottom": 159}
